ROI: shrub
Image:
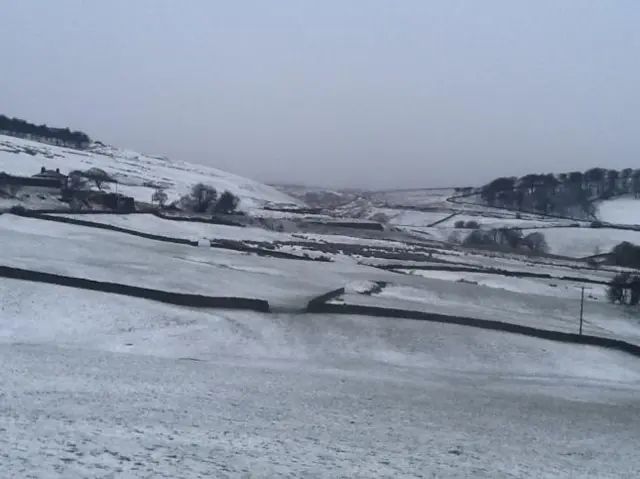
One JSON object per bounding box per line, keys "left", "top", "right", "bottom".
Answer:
{"left": 465, "top": 220, "right": 480, "bottom": 229}
{"left": 447, "top": 231, "right": 462, "bottom": 244}
{"left": 610, "top": 241, "right": 640, "bottom": 269}
{"left": 499, "top": 228, "right": 524, "bottom": 248}
{"left": 461, "top": 228, "right": 548, "bottom": 255}
{"left": 9, "top": 205, "right": 27, "bottom": 215}
{"left": 454, "top": 220, "right": 465, "bottom": 228}
{"left": 608, "top": 272, "right": 640, "bottom": 305}
{"left": 214, "top": 190, "right": 240, "bottom": 214}
{"left": 370, "top": 212, "right": 390, "bottom": 224}
{"left": 463, "top": 229, "right": 493, "bottom": 247}
{"left": 523, "top": 231, "right": 548, "bottom": 253}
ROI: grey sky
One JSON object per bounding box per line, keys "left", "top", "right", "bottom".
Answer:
{"left": 1, "top": 1, "right": 639, "bottom": 189}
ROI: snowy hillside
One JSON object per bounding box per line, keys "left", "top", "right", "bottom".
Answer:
{"left": 0, "top": 135, "right": 300, "bottom": 209}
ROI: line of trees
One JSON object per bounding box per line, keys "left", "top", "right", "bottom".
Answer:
{"left": 457, "top": 228, "right": 549, "bottom": 254}
{"left": 478, "top": 168, "right": 640, "bottom": 218}
{"left": 152, "top": 183, "right": 241, "bottom": 214}
{"left": 0, "top": 114, "right": 91, "bottom": 149}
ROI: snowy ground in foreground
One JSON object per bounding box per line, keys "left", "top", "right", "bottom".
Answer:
{"left": 1, "top": 279, "right": 640, "bottom": 478}
{"left": 597, "top": 197, "right": 640, "bottom": 225}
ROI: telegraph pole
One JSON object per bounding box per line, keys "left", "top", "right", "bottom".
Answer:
{"left": 579, "top": 286, "right": 585, "bottom": 335}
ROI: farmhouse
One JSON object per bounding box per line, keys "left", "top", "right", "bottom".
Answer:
{"left": 0, "top": 167, "right": 66, "bottom": 190}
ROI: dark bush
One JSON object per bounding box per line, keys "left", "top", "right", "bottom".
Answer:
{"left": 523, "top": 231, "right": 549, "bottom": 253}
{"left": 462, "top": 228, "right": 548, "bottom": 255}
{"left": 465, "top": 220, "right": 480, "bottom": 229}
{"left": 181, "top": 183, "right": 218, "bottom": 213}
{"left": 9, "top": 205, "right": 27, "bottom": 215}
{"left": 463, "top": 229, "right": 493, "bottom": 247}
{"left": 214, "top": 190, "right": 240, "bottom": 214}
{"left": 454, "top": 220, "right": 465, "bottom": 228}
{"left": 610, "top": 241, "right": 640, "bottom": 269}
{"left": 608, "top": 272, "right": 640, "bottom": 305}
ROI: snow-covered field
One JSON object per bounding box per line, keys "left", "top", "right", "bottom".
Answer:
{"left": 0, "top": 214, "right": 401, "bottom": 309}
{"left": 524, "top": 226, "right": 640, "bottom": 258}
{"left": 597, "top": 196, "right": 640, "bottom": 225}
{"left": 0, "top": 135, "right": 299, "bottom": 208}
{"left": 52, "top": 213, "right": 412, "bottom": 249}
{"left": 3, "top": 137, "right": 640, "bottom": 476}
{"left": 438, "top": 213, "right": 575, "bottom": 229}
{"left": 2, "top": 278, "right": 640, "bottom": 477}
{"left": 369, "top": 188, "right": 456, "bottom": 208}
{"left": 335, "top": 276, "right": 640, "bottom": 345}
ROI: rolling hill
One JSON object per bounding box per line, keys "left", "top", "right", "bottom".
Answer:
{"left": 0, "top": 134, "right": 300, "bottom": 209}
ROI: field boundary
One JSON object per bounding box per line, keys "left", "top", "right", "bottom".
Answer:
{"left": 0, "top": 265, "right": 270, "bottom": 312}
{"left": 6, "top": 211, "right": 332, "bottom": 262}
{"left": 304, "top": 289, "right": 640, "bottom": 358}
{"left": 427, "top": 212, "right": 459, "bottom": 227}
{"left": 11, "top": 210, "right": 200, "bottom": 246}
{"left": 373, "top": 263, "right": 611, "bottom": 286}
{"left": 305, "top": 287, "right": 346, "bottom": 312}
{"left": 446, "top": 191, "right": 588, "bottom": 222}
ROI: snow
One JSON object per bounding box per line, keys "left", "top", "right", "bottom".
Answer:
{"left": 525, "top": 226, "right": 640, "bottom": 258}
{"left": 334, "top": 278, "right": 640, "bottom": 346}
{"left": 0, "top": 214, "right": 399, "bottom": 309}
{"left": 370, "top": 188, "right": 456, "bottom": 207}
{"left": 0, "top": 135, "right": 300, "bottom": 208}
{"left": 345, "top": 280, "right": 378, "bottom": 294}
{"left": 53, "top": 213, "right": 412, "bottom": 248}
{"left": 4, "top": 171, "right": 640, "bottom": 475}
{"left": 597, "top": 196, "right": 640, "bottom": 225}
{"left": 2, "top": 278, "right": 640, "bottom": 477}
{"left": 439, "top": 214, "right": 575, "bottom": 229}
{"left": 401, "top": 269, "right": 608, "bottom": 301}
{"left": 377, "top": 208, "right": 451, "bottom": 226}
{"left": 57, "top": 212, "right": 288, "bottom": 242}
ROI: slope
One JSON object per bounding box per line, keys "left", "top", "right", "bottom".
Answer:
{"left": 0, "top": 134, "right": 300, "bottom": 209}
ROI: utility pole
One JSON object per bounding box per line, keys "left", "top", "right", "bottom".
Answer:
{"left": 579, "top": 286, "right": 585, "bottom": 335}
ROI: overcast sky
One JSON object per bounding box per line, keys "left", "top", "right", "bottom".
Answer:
{"left": 1, "top": 1, "right": 639, "bottom": 189}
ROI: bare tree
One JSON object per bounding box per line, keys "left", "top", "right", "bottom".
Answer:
{"left": 152, "top": 188, "right": 168, "bottom": 207}
{"left": 181, "top": 183, "right": 218, "bottom": 213}
{"left": 67, "top": 170, "right": 89, "bottom": 191}
{"left": 83, "top": 168, "right": 113, "bottom": 191}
